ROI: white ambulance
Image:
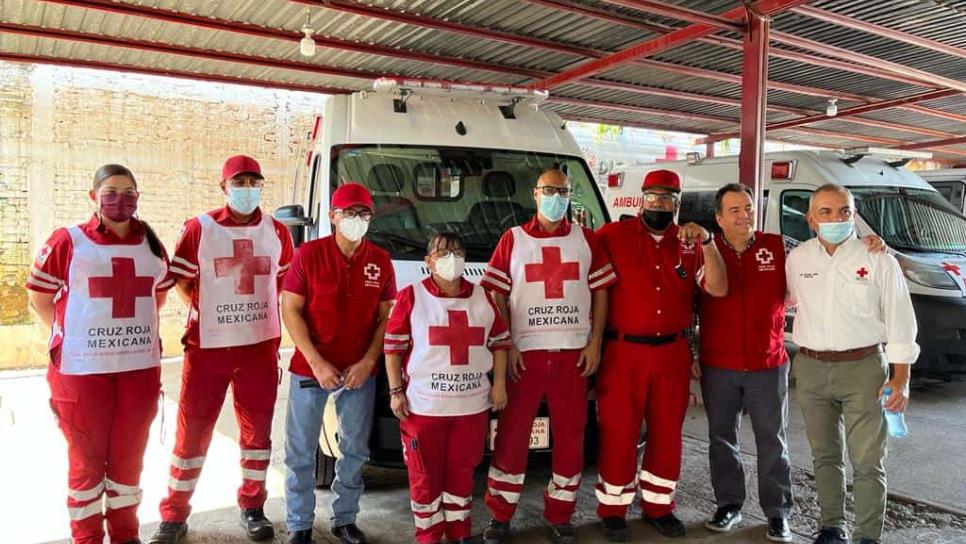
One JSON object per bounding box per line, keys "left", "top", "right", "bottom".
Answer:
{"left": 276, "top": 78, "right": 610, "bottom": 486}
{"left": 918, "top": 168, "right": 966, "bottom": 215}
{"left": 603, "top": 149, "right": 966, "bottom": 379}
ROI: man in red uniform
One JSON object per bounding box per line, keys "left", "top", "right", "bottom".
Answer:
{"left": 481, "top": 168, "right": 616, "bottom": 544}
{"left": 281, "top": 183, "right": 396, "bottom": 544}
{"left": 150, "top": 155, "right": 293, "bottom": 544}
{"left": 594, "top": 169, "right": 727, "bottom": 542}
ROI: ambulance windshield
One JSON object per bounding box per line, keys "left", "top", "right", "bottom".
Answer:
{"left": 851, "top": 186, "right": 966, "bottom": 253}
{"left": 331, "top": 145, "right": 608, "bottom": 261}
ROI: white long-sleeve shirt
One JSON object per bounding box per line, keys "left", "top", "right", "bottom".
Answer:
{"left": 786, "top": 236, "right": 919, "bottom": 365}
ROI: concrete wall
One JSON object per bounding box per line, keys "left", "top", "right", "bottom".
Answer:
{"left": 0, "top": 62, "right": 325, "bottom": 369}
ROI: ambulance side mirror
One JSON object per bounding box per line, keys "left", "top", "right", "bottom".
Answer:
{"left": 275, "top": 204, "right": 311, "bottom": 247}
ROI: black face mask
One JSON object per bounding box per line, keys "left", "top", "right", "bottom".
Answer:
{"left": 641, "top": 209, "right": 674, "bottom": 231}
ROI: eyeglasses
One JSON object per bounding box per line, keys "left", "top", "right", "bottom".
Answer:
{"left": 642, "top": 192, "right": 679, "bottom": 203}
{"left": 536, "top": 186, "right": 571, "bottom": 197}
{"left": 229, "top": 179, "right": 264, "bottom": 188}
{"left": 431, "top": 248, "right": 467, "bottom": 259}
{"left": 335, "top": 208, "right": 373, "bottom": 221}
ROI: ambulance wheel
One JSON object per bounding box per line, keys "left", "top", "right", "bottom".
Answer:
{"left": 315, "top": 447, "right": 336, "bottom": 489}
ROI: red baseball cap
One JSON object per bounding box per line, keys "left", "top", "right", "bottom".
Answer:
{"left": 642, "top": 169, "right": 681, "bottom": 192}
{"left": 331, "top": 182, "right": 374, "bottom": 210}
{"left": 222, "top": 155, "right": 263, "bottom": 181}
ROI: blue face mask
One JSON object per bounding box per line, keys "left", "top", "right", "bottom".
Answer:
{"left": 539, "top": 193, "right": 570, "bottom": 222}
{"left": 817, "top": 220, "right": 854, "bottom": 245}
{"left": 228, "top": 187, "right": 261, "bottom": 215}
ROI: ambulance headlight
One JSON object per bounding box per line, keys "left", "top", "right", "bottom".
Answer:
{"left": 897, "top": 254, "right": 957, "bottom": 289}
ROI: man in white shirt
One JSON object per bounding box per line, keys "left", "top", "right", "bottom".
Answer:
{"left": 786, "top": 184, "right": 918, "bottom": 544}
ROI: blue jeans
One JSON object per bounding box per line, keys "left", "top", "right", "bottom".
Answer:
{"left": 284, "top": 374, "right": 375, "bottom": 531}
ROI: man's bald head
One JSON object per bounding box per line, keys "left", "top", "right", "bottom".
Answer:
{"left": 807, "top": 183, "right": 856, "bottom": 232}
{"left": 809, "top": 183, "right": 854, "bottom": 214}
{"left": 537, "top": 168, "right": 570, "bottom": 188}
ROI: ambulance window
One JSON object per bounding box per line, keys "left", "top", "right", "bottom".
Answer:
{"left": 781, "top": 190, "right": 814, "bottom": 242}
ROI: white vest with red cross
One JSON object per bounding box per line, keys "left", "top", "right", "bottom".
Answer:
{"left": 508, "top": 226, "right": 593, "bottom": 352}
{"left": 406, "top": 281, "right": 496, "bottom": 417}
{"left": 60, "top": 227, "right": 167, "bottom": 375}
{"left": 196, "top": 213, "right": 282, "bottom": 349}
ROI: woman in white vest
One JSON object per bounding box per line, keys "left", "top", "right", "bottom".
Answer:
{"left": 26, "top": 164, "right": 172, "bottom": 544}
{"left": 384, "top": 232, "right": 510, "bottom": 544}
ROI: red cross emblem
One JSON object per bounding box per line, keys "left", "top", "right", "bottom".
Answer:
{"left": 525, "top": 246, "right": 580, "bottom": 299}
{"left": 429, "top": 310, "right": 486, "bottom": 366}
{"left": 856, "top": 267, "right": 869, "bottom": 279}
{"left": 88, "top": 257, "right": 154, "bottom": 318}
{"left": 943, "top": 262, "right": 962, "bottom": 277}
{"left": 214, "top": 239, "right": 272, "bottom": 295}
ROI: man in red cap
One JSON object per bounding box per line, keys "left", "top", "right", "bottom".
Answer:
{"left": 593, "top": 169, "right": 728, "bottom": 542}
{"left": 150, "top": 155, "right": 294, "bottom": 544}
{"left": 281, "top": 182, "right": 396, "bottom": 544}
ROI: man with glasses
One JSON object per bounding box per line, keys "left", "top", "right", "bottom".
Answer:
{"left": 151, "top": 155, "right": 294, "bottom": 544}
{"left": 594, "top": 169, "right": 727, "bottom": 542}
{"left": 281, "top": 183, "right": 396, "bottom": 544}
{"left": 481, "top": 168, "right": 616, "bottom": 544}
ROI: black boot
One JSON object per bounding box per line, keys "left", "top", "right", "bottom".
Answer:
{"left": 287, "top": 528, "right": 313, "bottom": 544}
{"left": 147, "top": 521, "right": 188, "bottom": 544}
{"left": 482, "top": 519, "right": 510, "bottom": 544}
{"left": 644, "top": 513, "right": 686, "bottom": 538}
{"left": 600, "top": 517, "right": 629, "bottom": 543}
{"left": 331, "top": 523, "right": 368, "bottom": 544}
{"left": 240, "top": 508, "right": 275, "bottom": 541}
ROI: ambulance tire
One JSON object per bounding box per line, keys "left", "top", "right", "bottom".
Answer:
{"left": 315, "top": 447, "right": 337, "bottom": 489}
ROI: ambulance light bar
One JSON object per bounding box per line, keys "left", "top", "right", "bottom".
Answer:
{"left": 372, "top": 77, "right": 549, "bottom": 104}
{"left": 843, "top": 147, "right": 932, "bottom": 160}
{"left": 607, "top": 172, "right": 624, "bottom": 188}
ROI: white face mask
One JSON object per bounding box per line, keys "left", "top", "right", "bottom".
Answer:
{"left": 434, "top": 253, "right": 465, "bottom": 282}
{"left": 337, "top": 215, "right": 369, "bottom": 242}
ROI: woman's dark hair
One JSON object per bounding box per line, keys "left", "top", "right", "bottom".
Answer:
{"left": 426, "top": 230, "right": 464, "bottom": 255}
{"left": 93, "top": 164, "right": 164, "bottom": 259}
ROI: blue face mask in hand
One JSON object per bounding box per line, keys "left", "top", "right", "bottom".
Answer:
{"left": 539, "top": 193, "right": 570, "bottom": 222}
{"left": 228, "top": 187, "right": 262, "bottom": 215}
{"left": 817, "top": 220, "right": 854, "bottom": 245}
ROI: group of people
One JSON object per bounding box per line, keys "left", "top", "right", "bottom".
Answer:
{"left": 26, "top": 155, "right": 917, "bottom": 544}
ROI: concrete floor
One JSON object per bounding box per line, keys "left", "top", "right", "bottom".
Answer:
{"left": 1, "top": 352, "right": 964, "bottom": 544}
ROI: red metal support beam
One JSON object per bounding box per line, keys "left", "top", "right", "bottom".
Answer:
{"left": 34, "top": 0, "right": 548, "bottom": 79}
{"left": 587, "top": 0, "right": 743, "bottom": 31}
{"left": 739, "top": 6, "right": 769, "bottom": 212}
{"left": 791, "top": 6, "right": 966, "bottom": 61}
{"left": 895, "top": 136, "right": 966, "bottom": 151}
{"left": 0, "top": 52, "right": 350, "bottom": 95}
{"left": 699, "top": 89, "right": 960, "bottom": 144}
{"left": 530, "top": 0, "right": 810, "bottom": 89}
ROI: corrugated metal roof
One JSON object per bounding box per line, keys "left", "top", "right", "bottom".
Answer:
{"left": 2, "top": 0, "right": 963, "bottom": 159}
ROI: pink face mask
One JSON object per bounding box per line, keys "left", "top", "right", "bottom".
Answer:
{"left": 99, "top": 192, "right": 139, "bottom": 222}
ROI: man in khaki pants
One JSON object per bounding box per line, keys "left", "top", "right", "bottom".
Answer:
{"left": 786, "top": 184, "right": 918, "bottom": 544}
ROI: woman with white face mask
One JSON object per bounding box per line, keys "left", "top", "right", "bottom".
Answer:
{"left": 383, "top": 232, "right": 510, "bottom": 544}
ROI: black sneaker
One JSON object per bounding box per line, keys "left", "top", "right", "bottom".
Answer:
{"left": 551, "top": 522, "right": 576, "bottom": 544}
{"left": 240, "top": 508, "right": 275, "bottom": 541}
{"left": 767, "top": 517, "right": 792, "bottom": 542}
{"left": 600, "top": 517, "right": 629, "bottom": 543}
{"left": 644, "top": 513, "right": 686, "bottom": 538}
{"left": 483, "top": 520, "right": 511, "bottom": 544}
{"left": 287, "top": 529, "right": 313, "bottom": 544}
{"left": 705, "top": 505, "right": 742, "bottom": 533}
{"left": 812, "top": 527, "right": 850, "bottom": 544}
{"left": 148, "top": 521, "right": 188, "bottom": 544}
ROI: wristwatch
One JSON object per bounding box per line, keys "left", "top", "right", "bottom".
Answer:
{"left": 702, "top": 232, "right": 714, "bottom": 245}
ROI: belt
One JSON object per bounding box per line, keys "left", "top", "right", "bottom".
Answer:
{"left": 604, "top": 328, "right": 680, "bottom": 346}
{"left": 798, "top": 344, "right": 882, "bottom": 363}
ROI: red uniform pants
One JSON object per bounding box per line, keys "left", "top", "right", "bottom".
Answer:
{"left": 401, "top": 411, "right": 488, "bottom": 544}
{"left": 595, "top": 338, "right": 691, "bottom": 519}
{"left": 485, "top": 349, "right": 587, "bottom": 526}
{"left": 159, "top": 340, "right": 279, "bottom": 521}
{"left": 47, "top": 363, "right": 161, "bottom": 544}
